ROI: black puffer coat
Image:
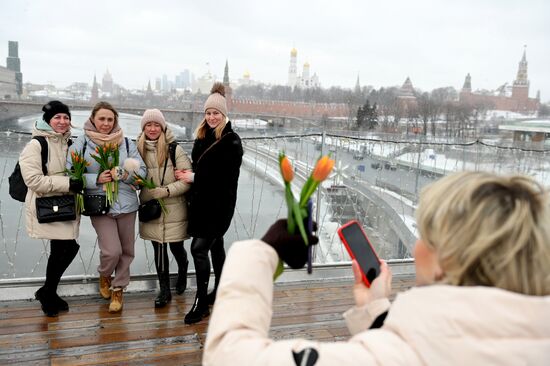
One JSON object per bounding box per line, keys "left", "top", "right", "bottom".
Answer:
{"left": 187, "top": 122, "right": 243, "bottom": 238}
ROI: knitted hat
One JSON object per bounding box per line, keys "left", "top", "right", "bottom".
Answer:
{"left": 203, "top": 82, "right": 228, "bottom": 117}
{"left": 140, "top": 109, "right": 166, "bottom": 131}
{"left": 42, "top": 100, "right": 71, "bottom": 123}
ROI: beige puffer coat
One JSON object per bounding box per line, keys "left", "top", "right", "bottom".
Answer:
{"left": 138, "top": 130, "right": 192, "bottom": 242}
{"left": 19, "top": 125, "right": 80, "bottom": 240}
{"left": 204, "top": 240, "right": 550, "bottom": 365}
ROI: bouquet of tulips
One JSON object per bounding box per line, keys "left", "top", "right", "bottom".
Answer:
{"left": 66, "top": 149, "right": 89, "bottom": 213}
{"left": 90, "top": 143, "right": 120, "bottom": 207}
{"left": 133, "top": 173, "right": 168, "bottom": 215}
{"left": 275, "top": 152, "right": 335, "bottom": 279}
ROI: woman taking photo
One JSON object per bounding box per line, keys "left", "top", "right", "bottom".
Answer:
{"left": 69, "top": 101, "right": 145, "bottom": 313}
{"left": 19, "top": 100, "right": 82, "bottom": 317}
{"left": 137, "top": 109, "right": 193, "bottom": 308}
{"left": 204, "top": 171, "right": 550, "bottom": 365}
{"left": 176, "top": 82, "right": 243, "bottom": 324}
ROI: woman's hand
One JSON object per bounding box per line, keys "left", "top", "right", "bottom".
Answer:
{"left": 175, "top": 169, "right": 194, "bottom": 184}
{"left": 352, "top": 260, "right": 392, "bottom": 307}
{"left": 97, "top": 170, "right": 113, "bottom": 184}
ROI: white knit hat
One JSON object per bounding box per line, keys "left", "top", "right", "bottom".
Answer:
{"left": 141, "top": 109, "right": 166, "bottom": 131}
{"left": 204, "top": 82, "right": 228, "bottom": 117}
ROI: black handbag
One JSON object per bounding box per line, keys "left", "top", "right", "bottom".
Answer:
{"left": 138, "top": 199, "right": 162, "bottom": 222}
{"left": 138, "top": 155, "right": 169, "bottom": 223}
{"left": 82, "top": 194, "right": 110, "bottom": 216}
{"left": 35, "top": 195, "right": 76, "bottom": 223}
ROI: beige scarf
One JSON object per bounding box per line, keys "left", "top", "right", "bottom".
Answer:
{"left": 84, "top": 118, "right": 124, "bottom": 146}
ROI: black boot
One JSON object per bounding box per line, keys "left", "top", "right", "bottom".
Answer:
{"left": 176, "top": 260, "right": 188, "bottom": 295}
{"left": 206, "top": 288, "right": 217, "bottom": 306}
{"left": 37, "top": 240, "right": 79, "bottom": 316}
{"left": 208, "top": 237, "right": 225, "bottom": 306}
{"left": 155, "top": 273, "right": 172, "bottom": 308}
{"left": 35, "top": 286, "right": 58, "bottom": 317}
{"left": 153, "top": 242, "right": 172, "bottom": 308}
{"left": 186, "top": 238, "right": 214, "bottom": 324}
{"left": 184, "top": 294, "right": 210, "bottom": 324}
{"left": 169, "top": 242, "right": 188, "bottom": 295}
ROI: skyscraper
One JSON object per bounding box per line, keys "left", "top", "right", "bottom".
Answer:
{"left": 6, "top": 41, "right": 22, "bottom": 96}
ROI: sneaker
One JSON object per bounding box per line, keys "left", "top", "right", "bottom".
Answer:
{"left": 99, "top": 275, "right": 112, "bottom": 300}
{"left": 109, "top": 287, "right": 123, "bottom": 313}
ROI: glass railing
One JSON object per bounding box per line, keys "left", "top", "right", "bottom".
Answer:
{"left": 1, "top": 129, "right": 549, "bottom": 285}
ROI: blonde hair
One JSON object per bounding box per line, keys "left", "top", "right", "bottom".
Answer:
{"left": 137, "top": 131, "right": 168, "bottom": 168}
{"left": 416, "top": 171, "right": 550, "bottom": 296}
{"left": 194, "top": 116, "right": 227, "bottom": 140}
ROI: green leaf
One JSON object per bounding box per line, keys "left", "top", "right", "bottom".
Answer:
{"left": 293, "top": 201, "right": 308, "bottom": 245}
{"left": 273, "top": 259, "right": 284, "bottom": 281}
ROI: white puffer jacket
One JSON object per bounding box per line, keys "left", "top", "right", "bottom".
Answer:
{"left": 19, "top": 122, "right": 80, "bottom": 240}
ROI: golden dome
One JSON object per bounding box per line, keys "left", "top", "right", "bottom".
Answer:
{"left": 290, "top": 47, "right": 297, "bottom": 57}
{"left": 243, "top": 70, "right": 250, "bottom": 78}
{"left": 304, "top": 61, "right": 310, "bottom": 67}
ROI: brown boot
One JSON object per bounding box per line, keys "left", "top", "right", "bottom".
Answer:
{"left": 99, "top": 275, "right": 112, "bottom": 300}
{"left": 109, "top": 287, "right": 123, "bottom": 313}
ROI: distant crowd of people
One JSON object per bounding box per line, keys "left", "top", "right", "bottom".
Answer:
{"left": 18, "top": 82, "right": 549, "bottom": 364}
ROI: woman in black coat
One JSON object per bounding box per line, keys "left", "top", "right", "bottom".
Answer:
{"left": 176, "top": 82, "right": 243, "bottom": 324}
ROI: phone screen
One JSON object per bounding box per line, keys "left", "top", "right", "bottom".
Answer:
{"left": 339, "top": 222, "right": 380, "bottom": 284}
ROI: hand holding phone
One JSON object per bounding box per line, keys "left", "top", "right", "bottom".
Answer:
{"left": 338, "top": 220, "right": 381, "bottom": 287}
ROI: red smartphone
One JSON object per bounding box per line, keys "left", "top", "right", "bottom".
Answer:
{"left": 337, "top": 220, "right": 381, "bottom": 287}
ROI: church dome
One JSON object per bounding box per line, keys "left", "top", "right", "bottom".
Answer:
{"left": 304, "top": 61, "right": 310, "bottom": 68}
{"left": 243, "top": 70, "right": 250, "bottom": 78}
{"left": 291, "top": 47, "right": 297, "bottom": 57}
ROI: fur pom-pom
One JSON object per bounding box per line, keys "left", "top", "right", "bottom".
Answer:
{"left": 123, "top": 158, "right": 140, "bottom": 175}
{"left": 210, "top": 82, "right": 225, "bottom": 97}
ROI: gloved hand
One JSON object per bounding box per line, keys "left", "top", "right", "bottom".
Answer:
{"left": 149, "top": 187, "right": 169, "bottom": 199}
{"left": 261, "top": 219, "right": 319, "bottom": 269}
{"left": 69, "top": 178, "right": 84, "bottom": 193}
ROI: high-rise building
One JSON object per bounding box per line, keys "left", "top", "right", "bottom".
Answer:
{"left": 102, "top": 69, "right": 113, "bottom": 94}
{"left": 91, "top": 74, "right": 99, "bottom": 102}
{"left": 6, "top": 41, "right": 22, "bottom": 96}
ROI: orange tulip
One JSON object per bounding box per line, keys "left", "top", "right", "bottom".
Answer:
{"left": 280, "top": 156, "right": 294, "bottom": 183}
{"left": 312, "top": 156, "right": 335, "bottom": 182}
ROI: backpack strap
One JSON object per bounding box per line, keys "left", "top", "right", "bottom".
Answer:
{"left": 33, "top": 136, "right": 48, "bottom": 175}
{"left": 125, "top": 137, "right": 129, "bottom": 155}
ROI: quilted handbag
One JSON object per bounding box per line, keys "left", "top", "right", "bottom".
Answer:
{"left": 138, "top": 199, "right": 162, "bottom": 222}
{"left": 35, "top": 195, "right": 76, "bottom": 223}
{"left": 82, "top": 194, "right": 110, "bottom": 216}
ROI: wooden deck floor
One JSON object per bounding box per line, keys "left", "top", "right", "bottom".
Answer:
{"left": 0, "top": 275, "right": 415, "bottom": 365}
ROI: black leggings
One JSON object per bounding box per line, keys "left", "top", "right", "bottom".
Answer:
{"left": 45, "top": 239, "right": 80, "bottom": 291}
{"left": 151, "top": 241, "right": 187, "bottom": 274}
{"left": 190, "top": 237, "right": 225, "bottom": 298}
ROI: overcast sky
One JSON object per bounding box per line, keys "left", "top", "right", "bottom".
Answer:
{"left": 1, "top": 0, "right": 549, "bottom": 101}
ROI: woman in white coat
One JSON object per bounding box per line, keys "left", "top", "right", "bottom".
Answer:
{"left": 203, "top": 171, "right": 550, "bottom": 365}
{"left": 19, "top": 101, "right": 82, "bottom": 317}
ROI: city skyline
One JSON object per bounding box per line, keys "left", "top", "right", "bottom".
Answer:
{"left": 1, "top": 0, "right": 549, "bottom": 101}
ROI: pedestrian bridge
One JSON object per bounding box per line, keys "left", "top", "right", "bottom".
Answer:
{"left": 1, "top": 128, "right": 549, "bottom": 364}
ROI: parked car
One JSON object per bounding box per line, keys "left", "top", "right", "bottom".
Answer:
{"left": 371, "top": 162, "right": 381, "bottom": 170}
{"left": 353, "top": 152, "right": 365, "bottom": 160}
{"left": 384, "top": 162, "right": 397, "bottom": 171}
